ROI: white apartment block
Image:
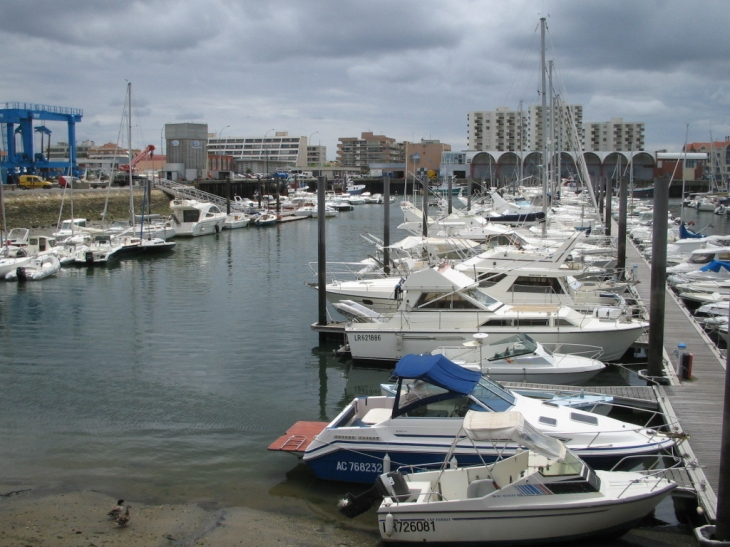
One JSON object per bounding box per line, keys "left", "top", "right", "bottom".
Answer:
{"left": 207, "top": 131, "right": 311, "bottom": 168}
{"left": 528, "top": 103, "right": 584, "bottom": 152}
{"left": 583, "top": 118, "right": 644, "bottom": 152}
{"left": 467, "top": 107, "right": 527, "bottom": 152}
{"left": 468, "top": 104, "right": 584, "bottom": 153}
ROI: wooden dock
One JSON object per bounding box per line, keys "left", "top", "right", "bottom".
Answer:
{"left": 625, "top": 233, "right": 724, "bottom": 520}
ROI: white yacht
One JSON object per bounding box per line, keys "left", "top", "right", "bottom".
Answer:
{"left": 343, "top": 264, "right": 647, "bottom": 363}
{"left": 169, "top": 199, "right": 226, "bottom": 236}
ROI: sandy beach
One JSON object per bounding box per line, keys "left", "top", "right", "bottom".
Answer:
{"left": 0, "top": 485, "right": 380, "bottom": 547}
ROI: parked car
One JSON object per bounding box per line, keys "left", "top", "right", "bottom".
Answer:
{"left": 58, "top": 176, "right": 81, "bottom": 188}
{"left": 18, "top": 175, "right": 53, "bottom": 189}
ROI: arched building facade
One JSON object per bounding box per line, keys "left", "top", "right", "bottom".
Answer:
{"left": 441, "top": 150, "right": 658, "bottom": 185}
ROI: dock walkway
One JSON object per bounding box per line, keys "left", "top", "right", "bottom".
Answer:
{"left": 625, "top": 234, "right": 724, "bottom": 520}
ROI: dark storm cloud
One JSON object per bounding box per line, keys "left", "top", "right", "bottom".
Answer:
{"left": 1, "top": 0, "right": 728, "bottom": 156}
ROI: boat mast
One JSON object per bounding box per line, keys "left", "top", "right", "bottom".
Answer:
{"left": 127, "top": 82, "right": 135, "bottom": 227}
{"left": 681, "top": 123, "right": 688, "bottom": 222}
{"left": 540, "top": 17, "right": 548, "bottom": 237}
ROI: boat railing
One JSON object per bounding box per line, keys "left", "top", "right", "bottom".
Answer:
{"left": 609, "top": 454, "right": 685, "bottom": 497}
{"left": 307, "top": 261, "right": 402, "bottom": 283}
{"left": 540, "top": 342, "right": 604, "bottom": 360}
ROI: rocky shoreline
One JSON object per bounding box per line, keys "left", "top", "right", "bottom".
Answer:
{"left": 1, "top": 189, "right": 173, "bottom": 230}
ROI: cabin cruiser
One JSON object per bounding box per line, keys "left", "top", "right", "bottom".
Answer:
{"left": 276, "top": 354, "right": 676, "bottom": 484}
{"left": 169, "top": 199, "right": 226, "bottom": 236}
{"left": 343, "top": 264, "right": 647, "bottom": 363}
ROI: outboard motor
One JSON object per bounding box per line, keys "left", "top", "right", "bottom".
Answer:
{"left": 338, "top": 471, "right": 410, "bottom": 518}
{"left": 16, "top": 267, "right": 28, "bottom": 282}
{"left": 85, "top": 251, "right": 94, "bottom": 264}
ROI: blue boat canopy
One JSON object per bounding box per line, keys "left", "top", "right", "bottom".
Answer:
{"left": 394, "top": 354, "right": 481, "bottom": 396}
{"left": 700, "top": 260, "right": 730, "bottom": 273}
{"left": 679, "top": 222, "right": 703, "bottom": 239}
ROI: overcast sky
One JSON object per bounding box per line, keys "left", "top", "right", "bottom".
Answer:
{"left": 2, "top": 0, "right": 729, "bottom": 161}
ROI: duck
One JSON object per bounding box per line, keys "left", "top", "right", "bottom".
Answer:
{"left": 108, "top": 499, "right": 124, "bottom": 518}
{"left": 115, "top": 504, "right": 131, "bottom": 527}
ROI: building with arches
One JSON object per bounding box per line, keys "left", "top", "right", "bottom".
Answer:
{"left": 440, "top": 150, "right": 663, "bottom": 185}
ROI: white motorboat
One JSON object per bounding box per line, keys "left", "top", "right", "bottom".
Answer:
{"left": 169, "top": 199, "right": 226, "bottom": 236}
{"left": 666, "top": 246, "right": 730, "bottom": 274}
{"left": 5, "top": 254, "right": 61, "bottom": 281}
{"left": 270, "top": 354, "right": 676, "bottom": 484}
{"left": 72, "top": 235, "right": 124, "bottom": 266}
{"left": 432, "top": 332, "right": 605, "bottom": 385}
{"left": 339, "top": 411, "right": 676, "bottom": 545}
{"left": 0, "top": 247, "right": 32, "bottom": 277}
{"left": 253, "top": 212, "right": 278, "bottom": 226}
{"left": 52, "top": 218, "right": 90, "bottom": 239}
{"left": 223, "top": 212, "right": 251, "bottom": 229}
{"left": 343, "top": 264, "right": 647, "bottom": 363}
{"left": 115, "top": 235, "right": 176, "bottom": 254}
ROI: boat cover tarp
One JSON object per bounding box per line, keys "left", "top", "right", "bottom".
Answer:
{"left": 679, "top": 222, "right": 704, "bottom": 239}
{"left": 394, "top": 354, "right": 481, "bottom": 395}
{"left": 700, "top": 260, "right": 730, "bottom": 273}
{"left": 463, "top": 410, "right": 567, "bottom": 461}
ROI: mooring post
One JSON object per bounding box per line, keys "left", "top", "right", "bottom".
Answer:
{"left": 383, "top": 175, "right": 391, "bottom": 275}
{"left": 467, "top": 178, "right": 472, "bottom": 212}
{"left": 421, "top": 176, "right": 428, "bottom": 237}
{"left": 646, "top": 175, "right": 670, "bottom": 378}
{"left": 714, "top": 320, "right": 730, "bottom": 540}
{"left": 605, "top": 177, "right": 612, "bottom": 237}
{"left": 317, "top": 176, "right": 328, "bottom": 342}
{"left": 447, "top": 175, "right": 453, "bottom": 214}
{"left": 616, "top": 176, "right": 628, "bottom": 276}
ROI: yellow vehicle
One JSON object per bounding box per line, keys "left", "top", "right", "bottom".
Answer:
{"left": 18, "top": 175, "right": 53, "bottom": 189}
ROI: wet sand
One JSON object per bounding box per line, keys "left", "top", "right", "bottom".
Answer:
{"left": 0, "top": 486, "right": 380, "bottom": 547}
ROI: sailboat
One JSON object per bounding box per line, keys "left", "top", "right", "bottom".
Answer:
{"left": 114, "top": 83, "right": 175, "bottom": 256}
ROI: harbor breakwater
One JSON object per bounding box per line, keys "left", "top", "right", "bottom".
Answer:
{"left": 1, "top": 189, "right": 172, "bottom": 230}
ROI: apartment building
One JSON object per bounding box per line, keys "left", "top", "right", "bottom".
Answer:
{"left": 207, "top": 131, "right": 309, "bottom": 168}
{"left": 337, "top": 132, "right": 404, "bottom": 169}
{"left": 528, "top": 103, "right": 584, "bottom": 151}
{"left": 583, "top": 117, "right": 644, "bottom": 152}
{"left": 686, "top": 137, "right": 730, "bottom": 186}
{"left": 467, "top": 107, "right": 527, "bottom": 152}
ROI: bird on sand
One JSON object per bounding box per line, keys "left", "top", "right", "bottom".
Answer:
{"left": 115, "top": 504, "right": 131, "bottom": 527}
{"left": 108, "top": 500, "right": 124, "bottom": 518}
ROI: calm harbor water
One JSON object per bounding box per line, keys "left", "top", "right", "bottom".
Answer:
{"left": 0, "top": 197, "right": 704, "bottom": 544}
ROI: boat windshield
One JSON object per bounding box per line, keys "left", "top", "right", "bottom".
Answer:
{"left": 487, "top": 334, "right": 538, "bottom": 361}
{"left": 470, "top": 377, "right": 516, "bottom": 412}
{"left": 463, "top": 287, "right": 502, "bottom": 310}
{"left": 393, "top": 374, "right": 516, "bottom": 417}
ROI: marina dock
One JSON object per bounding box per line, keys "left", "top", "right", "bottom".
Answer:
{"left": 624, "top": 232, "right": 724, "bottom": 520}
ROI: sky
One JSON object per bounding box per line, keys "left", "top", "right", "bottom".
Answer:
{"left": 2, "top": 0, "right": 729, "bottom": 162}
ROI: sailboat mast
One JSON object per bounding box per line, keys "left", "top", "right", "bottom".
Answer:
{"left": 681, "top": 123, "right": 689, "bottom": 222}
{"left": 127, "top": 82, "right": 135, "bottom": 227}
{"left": 540, "top": 17, "right": 548, "bottom": 237}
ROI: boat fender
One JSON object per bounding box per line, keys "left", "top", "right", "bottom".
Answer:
{"left": 215, "top": 223, "right": 221, "bottom": 234}
{"left": 383, "top": 453, "right": 391, "bottom": 473}
{"left": 384, "top": 513, "right": 394, "bottom": 537}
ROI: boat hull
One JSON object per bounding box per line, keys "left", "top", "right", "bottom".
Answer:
{"left": 346, "top": 323, "right": 643, "bottom": 363}
{"left": 376, "top": 485, "right": 674, "bottom": 544}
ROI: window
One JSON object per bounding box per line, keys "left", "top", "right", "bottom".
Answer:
{"left": 570, "top": 412, "right": 598, "bottom": 426}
